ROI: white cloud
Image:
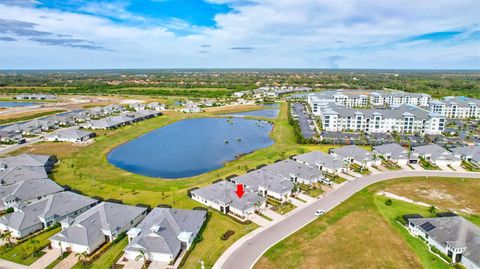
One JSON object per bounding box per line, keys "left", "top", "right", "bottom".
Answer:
{"left": 0, "top": 0, "right": 479, "bottom": 69}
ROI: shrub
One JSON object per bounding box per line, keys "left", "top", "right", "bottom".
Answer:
{"left": 221, "top": 230, "right": 235, "bottom": 241}
{"left": 385, "top": 199, "right": 393, "bottom": 206}
{"left": 112, "top": 232, "right": 126, "bottom": 244}
{"left": 5, "top": 207, "right": 14, "bottom": 213}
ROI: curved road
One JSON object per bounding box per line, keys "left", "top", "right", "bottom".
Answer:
{"left": 213, "top": 170, "right": 480, "bottom": 269}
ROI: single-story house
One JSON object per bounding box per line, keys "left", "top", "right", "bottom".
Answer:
{"left": 124, "top": 208, "right": 206, "bottom": 263}
{"left": 146, "top": 102, "right": 166, "bottom": 111}
{"left": 0, "top": 178, "right": 64, "bottom": 210}
{"left": 292, "top": 151, "right": 345, "bottom": 174}
{"left": 191, "top": 181, "right": 266, "bottom": 219}
{"left": 329, "top": 145, "right": 380, "bottom": 168}
{"left": 231, "top": 169, "right": 294, "bottom": 201}
{"left": 50, "top": 202, "right": 147, "bottom": 254}
{"left": 450, "top": 146, "right": 480, "bottom": 166}
{"left": 412, "top": 144, "right": 461, "bottom": 166}
{"left": 0, "top": 153, "right": 57, "bottom": 173}
{"left": 408, "top": 216, "right": 480, "bottom": 269}
{"left": 46, "top": 128, "right": 95, "bottom": 143}
{"left": 0, "top": 191, "right": 97, "bottom": 238}
{"left": 373, "top": 143, "right": 410, "bottom": 166}
{"left": 0, "top": 166, "right": 48, "bottom": 186}
{"left": 262, "top": 159, "right": 323, "bottom": 184}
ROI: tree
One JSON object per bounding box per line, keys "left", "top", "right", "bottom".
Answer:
{"left": 135, "top": 250, "right": 148, "bottom": 269}
{"left": 429, "top": 205, "right": 437, "bottom": 215}
{"left": 76, "top": 251, "right": 89, "bottom": 267}
{"left": 28, "top": 239, "right": 40, "bottom": 257}
{"left": 1, "top": 230, "right": 13, "bottom": 247}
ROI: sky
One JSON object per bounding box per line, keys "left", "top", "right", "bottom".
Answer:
{"left": 0, "top": 0, "right": 479, "bottom": 69}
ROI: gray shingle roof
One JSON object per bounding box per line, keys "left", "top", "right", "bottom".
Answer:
{"left": 373, "top": 143, "right": 409, "bottom": 160}
{"left": 0, "top": 166, "right": 48, "bottom": 186}
{"left": 50, "top": 202, "right": 146, "bottom": 248}
{"left": 450, "top": 146, "right": 480, "bottom": 163}
{"left": 125, "top": 208, "right": 206, "bottom": 257}
{"left": 48, "top": 128, "right": 93, "bottom": 140}
{"left": 0, "top": 178, "right": 63, "bottom": 205}
{"left": 0, "top": 154, "right": 54, "bottom": 169}
{"left": 413, "top": 144, "right": 460, "bottom": 162}
{"left": 0, "top": 191, "right": 96, "bottom": 232}
{"left": 191, "top": 181, "right": 265, "bottom": 212}
{"left": 232, "top": 169, "right": 293, "bottom": 195}
{"left": 293, "top": 151, "right": 344, "bottom": 171}
{"left": 410, "top": 216, "right": 480, "bottom": 267}
{"left": 331, "top": 145, "right": 375, "bottom": 163}
{"left": 262, "top": 159, "right": 323, "bottom": 183}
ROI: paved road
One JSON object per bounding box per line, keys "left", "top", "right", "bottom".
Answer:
{"left": 214, "top": 170, "right": 480, "bottom": 269}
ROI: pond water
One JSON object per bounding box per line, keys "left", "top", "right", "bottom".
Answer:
{"left": 107, "top": 117, "right": 274, "bottom": 179}
{"left": 0, "top": 101, "right": 40, "bottom": 108}
{"left": 222, "top": 103, "right": 279, "bottom": 119}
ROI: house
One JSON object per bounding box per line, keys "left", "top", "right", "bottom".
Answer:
{"left": 124, "top": 208, "right": 206, "bottom": 263}
{"left": 46, "top": 128, "right": 95, "bottom": 143}
{"left": 0, "top": 154, "right": 57, "bottom": 173}
{"left": 450, "top": 146, "right": 480, "bottom": 166}
{"left": 292, "top": 151, "right": 345, "bottom": 174}
{"left": 146, "top": 102, "right": 166, "bottom": 111}
{"left": 50, "top": 202, "right": 147, "bottom": 254}
{"left": 373, "top": 143, "right": 410, "bottom": 166}
{"left": 0, "top": 191, "right": 97, "bottom": 238}
{"left": 129, "top": 103, "right": 146, "bottom": 111}
{"left": 262, "top": 159, "right": 323, "bottom": 184}
{"left": 0, "top": 178, "right": 64, "bottom": 210}
{"left": 408, "top": 216, "right": 480, "bottom": 269}
{"left": 0, "top": 166, "right": 48, "bottom": 186}
{"left": 0, "top": 130, "right": 23, "bottom": 144}
{"left": 231, "top": 169, "right": 294, "bottom": 201}
{"left": 412, "top": 144, "right": 461, "bottom": 166}
{"left": 330, "top": 145, "right": 380, "bottom": 168}
{"left": 190, "top": 181, "right": 266, "bottom": 219}
{"left": 181, "top": 101, "right": 202, "bottom": 113}
{"left": 84, "top": 118, "right": 123, "bottom": 130}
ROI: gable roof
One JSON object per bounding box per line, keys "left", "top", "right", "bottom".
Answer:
{"left": 331, "top": 145, "right": 375, "bottom": 163}
{"left": 125, "top": 208, "right": 206, "bottom": 257}
{"left": 413, "top": 144, "right": 460, "bottom": 162}
{"left": 293, "top": 151, "right": 344, "bottom": 170}
{"left": 0, "top": 178, "right": 63, "bottom": 204}
{"left": 232, "top": 169, "right": 293, "bottom": 195}
{"left": 0, "top": 166, "right": 48, "bottom": 186}
{"left": 373, "top": 143, "right": 409, "bottom": 160}
{"left": 262, "top": 159, "right": 323, "bottom": 182}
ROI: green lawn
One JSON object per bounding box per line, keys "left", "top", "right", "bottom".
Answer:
{"left": 71, "top": 238, "right": 128, "bottom": 269}
{"left": 299, "top": 184, "right": 324, "bottom": 198}
{"left": 0, "top": 227, "right": 61, "bottom": 265}
{"left": 256, "top": 177, "right": 477, "bottom": 269}
{"left": 419, "top": 158, "right": 441, "bottom": 170}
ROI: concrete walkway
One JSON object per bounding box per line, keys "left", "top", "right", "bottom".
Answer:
{"left": 29, "top": 248, "right": 60, "bottom": 269}
{"left": 248, "top": 214, "right": 271, "bottom": 227}
{"left": 261, "top": 208, "right": 283, "bottom": 221}
{"left": 214, "top": 170, "right": 480, "bottom": 269}
{"left": 0, "top": 258, "right": 27, "bottom": 269}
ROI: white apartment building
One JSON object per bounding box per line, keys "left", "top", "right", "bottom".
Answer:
{"left": 430, "top": 96, "right": 480, "bottom": 119}
{"left": 317, "top": 103, "right": 445, "bottom": 135}
{"left": 370, "top": 91, "right": 431, "bottom": 107}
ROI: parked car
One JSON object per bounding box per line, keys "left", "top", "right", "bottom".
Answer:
{"left": 315, "top": 209, "right": 325, "bottom": 216}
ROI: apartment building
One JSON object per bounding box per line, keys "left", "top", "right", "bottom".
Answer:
{"left": 430, "top": 96, "right": 480, "bottom": 119}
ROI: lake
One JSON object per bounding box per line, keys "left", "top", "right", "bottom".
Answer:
{"left": 0, "top": 101, "right": 40, "bottom": 108}
{"left": 108, "top": 117, "right": 274, "bottom": 179}
{"left": 222, "top": 103, "right": 279, "bottom": 119}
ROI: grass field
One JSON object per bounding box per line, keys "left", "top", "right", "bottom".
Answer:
{"left": 0, "top": 109, "right": 66, "bottom": 125}
{"left": 255, "top": 177, "right": 479, "bottom": 269}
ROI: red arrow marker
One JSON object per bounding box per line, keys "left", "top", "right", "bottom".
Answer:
{"left": 235, "top": 184, "right": 245, "bottom": 198}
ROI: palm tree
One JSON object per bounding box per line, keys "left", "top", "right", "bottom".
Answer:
{"left": 1, "top": 230, "right": 13, "bottom": 247}
{"left": 28, "top": 239, "right": 40, "bottom": 257}
{"left": 75, "top": 251, "right": 89, "bottom": 267}
{"left": 135, "top": 250, "right": 148, "bottom": 269}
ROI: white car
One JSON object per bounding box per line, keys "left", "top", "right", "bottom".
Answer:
{"left": 315, "top": 209, "right": 325, "bottom": 216}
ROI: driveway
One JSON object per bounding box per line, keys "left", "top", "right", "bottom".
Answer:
{"left": 29, "top": 248, "right": 60, "bottom": 269}
{"left": 0, "top": 258, "right": 27, "bottom": 269}
{"left": 213, "top": 170, "right": 480, "bottom": 269}
{"left": 52, "top": 253, "right": 78, "bottom": 269}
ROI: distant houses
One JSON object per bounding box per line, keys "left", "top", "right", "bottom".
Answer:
{"left": 46, "top": 128, "right": 95, "bottom": 143}
{"left": 13, "top": 94, "right": 57, "bottom": 100}
{"left": 50, "top": 202, "right": 147, "bottom": 254}
{"left": 412, "top": 144, "right": 461, "bottom": 166}
{"left": 124, "top": 208, "right": 206, "bottom": 264}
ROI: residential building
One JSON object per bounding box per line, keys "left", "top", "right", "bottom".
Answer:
{"left": 190, "top": 181, "right": 266, "bottom": 219}
{"left": 262, "top": 159, "right": 323, "bottom": 184}
{"left": 330, "top": 145, "right": 380, "bottom": 168}
{"left": 0, "top": 166, "right": 48, "bottom": 186}
{"left": 369, "top": 91, "right": 431, "bottom": 107}
{"left": 0, "top": 154, "right": 57, "bottom": 173}
{"left": 124, "top": 208, "right": 206, "bottom": 263}
{"left": 451, "top": 146, "right": 480, "bottom": 166}
{"left": 408, "top": 216, "right": 480, "bottom": 269}
{"left": 0, "top": 191, "right": 97, "bottom": 238}
{"left": 430, "top": 96, "right": 480, "bottom": 119}
{"left": 50, "top": 202, "right": 147, "bottom": 254}
{"left": 292, "top": 151, "right": 345, "bottom": 174}
{"left": 231, "top": 169, "right": 294, "bottom": 201}
{"left": 0, "top": 178, "right": 64, "bottom": 210}
{"left": 373, "top": 143, "right": 410, "bottom": 166}
{"left": 46, "top": 128, "right": 95, "bottom": 143}
{"left": 412, "top": 144, "right": 461, "bottom": 166}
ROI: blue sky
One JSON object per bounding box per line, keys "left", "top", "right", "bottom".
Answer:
{"left": 0, "top": 0, "right": 479, "bottom": 69}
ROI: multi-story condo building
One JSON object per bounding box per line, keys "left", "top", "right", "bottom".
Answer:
{"left": 370, "top": 91, "right": 431, "bottom": 107}
{"left": 316, "top": 103, "right": 445, "bottom": 135}
{"left": 429, "top": 96, "right": 480, "bottom": 119}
